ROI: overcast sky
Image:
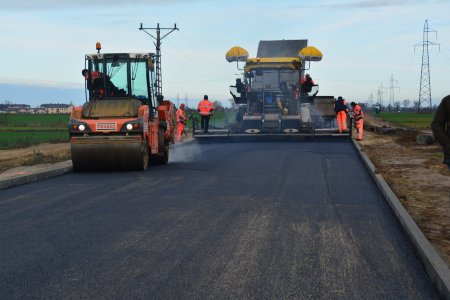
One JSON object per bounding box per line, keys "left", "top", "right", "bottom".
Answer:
{"left": 1, "top": 0, "right": 449, "bottom": 107}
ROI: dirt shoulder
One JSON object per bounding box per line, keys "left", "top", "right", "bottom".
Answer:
{"left": 361, "top": 114, "right": 450, "bottom": 264}
{"left": 0, "top": 143, "right": 71, "bottom": 173}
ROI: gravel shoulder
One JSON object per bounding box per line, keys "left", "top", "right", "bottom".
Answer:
{"left": 360, "top": 114, "right": 450, "bottom": 265}
{"left": 0, "top": 143, "right": 70, "bottom": 173}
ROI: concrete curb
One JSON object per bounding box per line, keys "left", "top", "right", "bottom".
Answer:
{"left": 352, "top": 139, "right": 450, "bottom": 300}
{"left": 0, "top": 161, "right": 73, "bottom": 191}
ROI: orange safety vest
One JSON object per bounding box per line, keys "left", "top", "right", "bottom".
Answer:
{"left": 85, "top": 71, "right": 101, "bottom": 80}
{"left": 301, "top": 77, "right": 315, "bottom": 85}
{"left": 176, "top": 108, "right": 186, "bottom": 123}
{"left": 198, "top": 99, "right": 214, "bottom": 116}
{"left": 353, "top": 104, "right": 364, "bottom": 120}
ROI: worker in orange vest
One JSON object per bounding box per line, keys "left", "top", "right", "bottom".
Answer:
{"left": 176, "top": 103, "right": 187, "bottom": 143}
{"left": 197, "top": 95, "right": 214, "bottom": 134}
{"left": 334, "top": 96, "right": 348, "bottom": 133}
{"left": 351, "top": 102, "right": 364, "bottom": 141}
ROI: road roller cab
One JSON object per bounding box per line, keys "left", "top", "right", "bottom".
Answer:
{"left": 68, "top": 50, "right": 175, "bottom": 170}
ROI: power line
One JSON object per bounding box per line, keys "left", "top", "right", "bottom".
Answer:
{"left": 177, "top": 31, "right": 228, "bottom": 76}
{"left": 165, "top": 38, "right": 229, "bottom": 80}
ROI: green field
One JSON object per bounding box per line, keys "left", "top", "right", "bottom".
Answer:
{"left": 0, "top": 114, "right": 70, "bottom": 149}
{"left": 0, "top": 114, "right": 70, "bottom": 128}
{"left": 376, "top": 112, "right": 434, "bottom": 129}
{"left": 186, "top": 111, "right": 236, "bottom": 129}
{"left": 0, "top": 131, "right": 69, "bottom": 149}
{"left": 0, "top": 111, "right": 237, "bottom": 149}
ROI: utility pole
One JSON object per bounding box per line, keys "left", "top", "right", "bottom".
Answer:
{"left": 415, "top": 19, "right": 439, "bottom": 113}
{"left": 139, "top": 23, "right": 178, "bottom": 97}
{"left": 389, "top": 74, "right": 399, "bottom": 111}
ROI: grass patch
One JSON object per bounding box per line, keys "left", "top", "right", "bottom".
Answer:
{"left": 0, "top": 114, "right": 70, "bottom": 149}
{"left": 377, "top": 112, "right": 433, "bottom": 129}
{"left": 0, "top": 114, "right": 69, "bottom": 129}
{"left": 430, "top": 152, "right": 444, "bottom": 160}
{"left": 186, "top": 111, "right": 236, "bottom": 129}
{"left": 0, "top": 131, "right": 69, "bottom": 149}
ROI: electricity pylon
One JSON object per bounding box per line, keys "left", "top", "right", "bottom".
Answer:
{"left": 414, "top": 19, "right": 439, "bottom": 113}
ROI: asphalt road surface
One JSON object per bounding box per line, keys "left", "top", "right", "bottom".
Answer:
{"left": 0, "top": 141, "right": 438, "bottom": 299}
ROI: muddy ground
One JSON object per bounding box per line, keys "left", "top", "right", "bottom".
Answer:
{"left": 1, "top": 120, "right": 449, "bottom": 266}
{"left": 360, "top": 115, "right": 450, "bottom": 265}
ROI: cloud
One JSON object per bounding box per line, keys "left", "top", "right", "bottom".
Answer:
{"left": 0, "top": 0, "right": 205, "bottom": 11}
{"left": 0, "top": 77, "right": 79, "bottom": 89}
{"left": 297, "top": 0, "right": 442, "bottom": 10}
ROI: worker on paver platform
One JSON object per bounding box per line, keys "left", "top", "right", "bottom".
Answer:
{"left": 351, "top": 102, "right": 364, "bottom": 141}
{"left": 334, "top": 96, "right": 348, "bottom": 133}
{"left": 431, "top": 95, "right": 450, "bottom": 170}
{"left": 176, "top": 103, "right": 187, "bottom": 143}
{"left": 197, "top": 95, "right": 214, "bottom": 134}
{"left": 300, "top": 73, "right": 315, "bottom": 94}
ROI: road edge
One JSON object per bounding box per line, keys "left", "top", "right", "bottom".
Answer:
{"left": 352, "top": 139, "right": 450, "bottom": 300}
{"left": 0, "top": 161, "right": 73, "bottom": 191}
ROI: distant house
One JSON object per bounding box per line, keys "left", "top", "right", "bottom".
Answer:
{"left": 0, "top": 104, "right": 31, "bottom": 113}
{"left": 40, "top": 103, "right": 73, "bottom": 114}
{"left": 34, "top": 108, "right": 46, "bottom": 114}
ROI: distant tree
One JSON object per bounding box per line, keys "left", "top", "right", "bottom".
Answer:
{"left": 212, "top": 100, "right": 224, "bottom": 112}
{"left": 413, "top": 101, "right": 420, "bottom": 113}
{"left": 387, "top": 103, "right": 393, "bottom": 112}
{"left": 394, "top": 101, "right": 401, "bottom": 111}
{"left": 432, "top": 104, "right": 438, "bottom": 112}
{"left": 402, "top": 99, "right": 410, "bottom": 109}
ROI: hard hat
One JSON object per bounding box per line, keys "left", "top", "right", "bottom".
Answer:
{"left": 180, "top": 103, "right": 185, "bottom": 108}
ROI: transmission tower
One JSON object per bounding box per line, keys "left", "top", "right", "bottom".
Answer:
{"left": 414, "top": 19, "right": 439, "bottom": 113}
{"left": 368, "top": 92, "right": 374, "bottom": 108}
{"left": 139, "top": 23, "right": 179, "bottom": 97}
{"left": 389, "top": 74, "right": 399, "bottom": 111}
{"left": 377, "top": 83, "right": 387, "bottom": 107}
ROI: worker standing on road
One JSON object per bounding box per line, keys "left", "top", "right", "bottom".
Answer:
{"left": 197, "top": 95, "right": 214, "bottom": 134}
{"left": 334, "top": 96, "right": 348, "bottom": 133}
{"left": 351, "top": 102, "right": 364, "bottom": 141}
{"left": 431, "top": 95, "right": 450, "bottom": 170}
{"left": 176, "top": 103, "right": 187, "bottom": 143}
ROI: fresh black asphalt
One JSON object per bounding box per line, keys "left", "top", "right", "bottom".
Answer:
{"left": 0, "top": 141, "right": 438, "bottom": 299}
